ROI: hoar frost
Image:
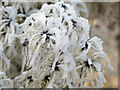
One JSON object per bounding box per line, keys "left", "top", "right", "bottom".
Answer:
{"left": 0, "top": 1, "right": 113, "bottom": 88}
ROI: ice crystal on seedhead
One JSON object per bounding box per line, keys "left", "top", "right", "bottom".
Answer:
{"left": 0, "top": 1, "right": 113, "bottom": 88}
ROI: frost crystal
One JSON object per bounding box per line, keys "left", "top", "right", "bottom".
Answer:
{"left": 0, "top": 1, "right": 113, "bottom": 88}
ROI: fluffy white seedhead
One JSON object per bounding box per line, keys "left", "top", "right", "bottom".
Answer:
{"left": 0, "top": 71, "right": 13, "bottom": 88}
{"left": 0, "top": 41, "right": 10, "bottom": 71}
{"left": 13, "top": 2, "right": 113, "bottom": 88}
{"left": 0, "top": 41, "right": 12, "bottom": 88}
{"left": 0, "top": 1, "right": 113, "bottom": 88}
{"left": 0, "top": 6, "right": 18, "bottom": 46}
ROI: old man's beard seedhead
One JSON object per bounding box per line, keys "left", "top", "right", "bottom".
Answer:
{"left": 0, "top": 1, "right": 113, "bottom": 88}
